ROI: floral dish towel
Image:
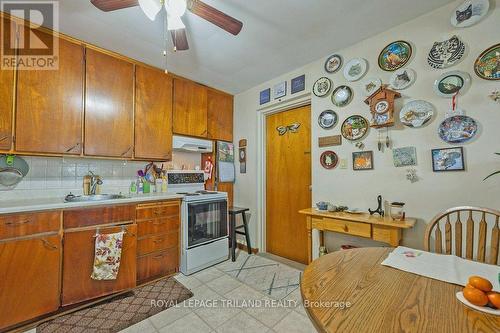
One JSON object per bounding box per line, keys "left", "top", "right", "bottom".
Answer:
{"left": 91, "top": 231, "right": 125, "bottom": 280}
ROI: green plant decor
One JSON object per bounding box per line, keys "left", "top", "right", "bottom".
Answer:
{"left": 484, "top": 153, "right": 500, "bottom": 181}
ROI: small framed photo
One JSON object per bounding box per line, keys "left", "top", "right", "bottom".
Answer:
{"left": 273, "top": 81, "right": 287, "bottom": 99}
{"left": 291, "top": 74, "right": 306, "bottom": 94}
{"left": 260, "top": 88, "right": 271, "bottom": 105}
{"left": 352, "top": 151, "right": 373, "bottom": 170}
{"left": 393, "top": 146, "right": 417, "bottom": 167}
{"left": 431, "top": 147, "right": 465, "bottom": 172}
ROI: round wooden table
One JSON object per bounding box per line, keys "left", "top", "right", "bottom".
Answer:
{"left": 300, "top": 247, "right": 500, "bottom": 333}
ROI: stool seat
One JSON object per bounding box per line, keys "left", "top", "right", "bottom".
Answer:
{"left": 228, "top": 206, "right": 250, "bottom": 214}
{"left": 228, "top": 206, "right": 252, "bottom": 262}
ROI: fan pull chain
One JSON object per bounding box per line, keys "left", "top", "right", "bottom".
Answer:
{"left": 163, "top": 14, "right": 169, "bottom": 74}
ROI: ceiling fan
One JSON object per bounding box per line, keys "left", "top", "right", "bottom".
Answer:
{"left": 90, "top": 0, "right": 243, "bottom": 51}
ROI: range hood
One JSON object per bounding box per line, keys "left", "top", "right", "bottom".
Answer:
{"left": 172, "top": 135, "right": 213, "bottom": 153}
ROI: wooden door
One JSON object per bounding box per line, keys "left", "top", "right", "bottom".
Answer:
{"left": 62, "top": 224, "right": 137, "bottom": 306}
{"left": 135, "top": 65, "right": 173, "bottom": 160}
{"left": 266, "top": 105, "right": 311, "bottom": 264}
{"left": 207, "top": 89, "right": 233, "bottom": 141}
{"left": 16, "top": 35, "right": 83, "bottom": 154}
{"left": 0, "top": 235, "right": 61, "bottom": 330}
{"left": 0, "top": 17, "right": 15, "bottom": 150}
{"left": 85, "top": 48, "right": 134, "bottom": 157}
{"left": 173, "top": 78, "right": 208, "bottom": 138}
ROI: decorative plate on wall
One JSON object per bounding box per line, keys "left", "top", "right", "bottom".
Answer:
{"left": 378, "top": 40, "right": 412, "bottom": 71}
{"left": 400, "top": 100, "right": 434, "bottom": 128}
{"left": 361, "top": 77, "right": 382, "bottom": 96}
{"left": 389, "top": 68, "right": 416, "bottom": 90}
{"left": 320, "top": 151, "right": 338, "bottom": 169}
{"left": 343, "top": 58, "right": 368, "bottom": 81}
{"left": 474, "top": 43, "right": 500, "bottom": 80}
{"left": 451, "top": 0, "right": 489, "bottom": 28}
{"left": 341, "top": 115, "right": 369, "bottom": 141}
{"left": 324, "top": 54, "right": 342, "bottom": 73}
{"left": 427, "top": 35, "right": 466, "bottom": 69}
{"left": 433, "top": 71, "right": 471, "bottom": 98}
{"left": 438, "top": 115, "right": 477, "bottom": 143}
{"left": 318, "top": 110, "right": 338, "bottom": 129}
{"left": 331, "top": 85, "right": 353, "bottom": 107}
{"left": 313, "top": 77, "right": 332, "bottom": 97}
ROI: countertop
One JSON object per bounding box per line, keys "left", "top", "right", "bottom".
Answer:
{"left": 0, "top": 192, "right": 185, "bottom": 214}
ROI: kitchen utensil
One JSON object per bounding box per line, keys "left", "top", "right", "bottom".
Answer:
{"left": 0, "top": 167, "right": 23, "bottom": 186}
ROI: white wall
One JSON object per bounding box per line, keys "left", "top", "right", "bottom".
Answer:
{"left": 233, "top": 0, "right": 500, "bottom": 252}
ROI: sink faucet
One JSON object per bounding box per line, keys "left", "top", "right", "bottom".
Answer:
{"left": 88, "top": 171, "right": 103, "bottom": 195}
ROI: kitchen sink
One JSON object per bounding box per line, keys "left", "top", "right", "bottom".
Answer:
{"left": 64, "top": 193, "right": 129, "bottom": 203}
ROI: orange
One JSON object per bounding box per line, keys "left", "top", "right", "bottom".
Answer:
{"left": 486, "top": 291, "right": 500, "bottom": 309}
{"left": 468, "top": 276, "right": 493, "bottom": 292}
{"left": 463, "top": 287, "right": 488, "bottom": 307}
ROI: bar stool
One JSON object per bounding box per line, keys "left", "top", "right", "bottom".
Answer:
{"left": 228, "top": 206, "right": 252, "bottom": 262}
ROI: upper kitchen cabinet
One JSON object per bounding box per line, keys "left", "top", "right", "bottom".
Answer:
{"left": 135, "top": 65, "right": 173, "bottom": 161}
{"left": 207, "top": 89, "right": 233, "bottom": 142}
{"left": 16, "top": 35, "right": 84, "bottom": 154}
{"left": 173, "top": 78, "right": 208, "bottom": 138}
{"left": 84, "top": 48, "right": 134, "bottom": 158}
{"left": 0, "top": 17, "right": 15, "bottom": 151}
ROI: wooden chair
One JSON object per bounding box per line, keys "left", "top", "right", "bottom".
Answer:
{"left": 424, "top": 206, "right": 500, "bottom": 265}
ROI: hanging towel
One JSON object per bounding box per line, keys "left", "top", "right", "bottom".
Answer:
{"left": 91, "top": 231, "right": 125, "bottom": 280}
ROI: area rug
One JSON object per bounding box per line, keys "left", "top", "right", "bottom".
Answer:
{"left": 217, "top": 252, "right": 302, "bottom": 300}
{"left": 37, "top": 277, "right": 192, "bottom": 333}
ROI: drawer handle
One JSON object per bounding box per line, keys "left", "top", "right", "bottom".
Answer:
{"left": 0, "top": 135, "right": 8, "bottom": 142}
{"left": 121, "top": 146, "right": 132, "bottom": 157}
{"left": 40, "top": 238, "right": 58, "bottom": 250}
{"left": 153, "top": 221, "right": 167, "bottom": 225}
{"left": 65, "top": 142, "right": 80, "bottom": 152}
{"left": 153, "top": 238, "right": 165, "bottom": 243}
{"left": 343, "top": 225, "right": 348, "bottom": 232}
{"left": 5, "top": 219, "right": 32, "bottom": 226}
{"left": 153, "top": 254, "right": 164, "bottom": 260}
{"left": 154, "top": 210, "right": 167, "bottom": 215}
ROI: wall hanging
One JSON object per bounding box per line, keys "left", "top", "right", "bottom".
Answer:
{"left": 393, "top": 147, "right": 417, "bottom": 167}
{"left": 427, "top": 35, "right": 466, "bottom": 69}
{"left": 474, "top": 43, "right": 500, "bottom": 80}
{"left": 324, "top": 54, "right": 342, "bottom": 73}
{"left": 291, "top": 74, "right": 306, "bottom": 94}
{"left": 343, "top": 58, "right": 368, "bottom": 81}
{"left": 273, "top": 81, "right": 287, "bottom": 99}
{"left": 389, "top": 68, "right": 416, "bottom": 90}
{"left": 406, "top": 168, "right": 419, "bottom": 183}
{"left": 318, "top": 110, "right": 338, "bottom": 129}
{"left": 400, "top": 100, "right": 434, "bottom": 128}
{"left": 365, "top": 86, "right": 401, "bottom": 128}
{"left": 276, "top": 123, "right": 300, "bottom": 136}
{"left": 312, "top": 77, "right": 332, "bottom": 97}
{"left": 378, "top": 40, "right": 412, "bottom": 71}
{"left": 217, "top": 141, "right": 235, "bottom": 182}
{"left": 238, "top": 139, "right": 247, "bottom": 174}
{"left": 438, "top": 115, "right": 477, "bottom": 144}
{"left": 489, "top": 89, "right": 500, "bottom": 103}
{"left": 352, "top": 151, "right": 373, "bottom": 170}
{"left": 433, "top": 70, "right": 471, "bottom": 98}
{"left": 259, "top": 88, "right": 270, "bottom": 105}
{"left": 451, "top": 0, "right": 489, "bottom": 28}
{"left": 341, "top": 115, "right": 369, "bottom": 141}
{"left": 331, "top": 85, "right": 353, "bottom": 107}
{"left": 318, "top": 135, "right": 342, "bottom": 147}
{"left": 320, "top": 151, "right": 338, "bottom": 169}
{"left": 361, "top": 77, "right": 382, "bottom": 96}
{"left": 431, "top": 147, "right": 465, "bottom": 172}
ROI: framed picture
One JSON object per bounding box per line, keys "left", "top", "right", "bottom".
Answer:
{"left": 260, "top": 88, "right": 270, "bottom": 105}
{"left": 291, "top": 74, "right": 306, "bottom": 94}
{"left": 274, "top": 81, "right": 287, "bottom": 99}
{"left": 431, "top": 147, "right": 465, "bottom": 172}
{"left": 352, "top": 151, "right": 373, "bottom": 170}
{"left": 393, "top": 147, "right": 417, "bottom": 167}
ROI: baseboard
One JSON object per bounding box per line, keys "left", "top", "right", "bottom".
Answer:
{"left": 236, "top": 242, "right": 259, "bottom": 254}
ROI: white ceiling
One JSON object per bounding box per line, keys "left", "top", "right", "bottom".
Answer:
{"left": 54, "top": 0, "right": 455, "bottom": 94}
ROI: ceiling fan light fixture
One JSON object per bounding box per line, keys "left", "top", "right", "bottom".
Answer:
{"left": 167, "top": 14, "right": 185, "bottom": 30}
{"left": 138, "top": 0, "right": 162, "bottom": 21}
{"left": 165, "top": 0, "right": 187, "bottom": 17}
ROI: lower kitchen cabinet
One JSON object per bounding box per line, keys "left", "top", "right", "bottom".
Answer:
{"left": 0, "top": 235, "right": 61, "bottom": 330}
{"left": 137, "top": 247, "right": 178, "bottom": 282}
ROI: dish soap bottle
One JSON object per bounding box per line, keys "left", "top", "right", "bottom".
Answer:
{"left": 129, "top": 181, "right": 137, "bottom": 195}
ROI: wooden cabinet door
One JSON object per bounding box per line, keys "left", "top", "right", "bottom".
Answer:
{"left": 135, "top": 65, "right": 173, "bottom": 160}
{"left": 0, "top": 235, "right": 61, "bottom": 330}
{"left": 173, "top": 79, "right": 208, "bottom": 138}
{"left": 207, "top": 90, "right": 233, "bottom": 141}
{"left": 62, "top": 224, "right": 137, "bottom": 306}
{"left": 0, "top": 17, "right": 14, "bottom": 150}
{"left": 85, "top": 49, "right": 134, "bottom": 157}
{"left": 16, "top": 35, "right": 83, "bottom": 154}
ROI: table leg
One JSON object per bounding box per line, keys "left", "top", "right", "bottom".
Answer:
{"left": 312, "top": 228, "right": 320, "bottom": 260}
{"left": 307, "top": 217, "right": 312, "bottom": 263}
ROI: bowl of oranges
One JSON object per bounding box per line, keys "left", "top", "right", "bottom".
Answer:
{"left": 456, "top": 276, "right": 500, "bottom": 315}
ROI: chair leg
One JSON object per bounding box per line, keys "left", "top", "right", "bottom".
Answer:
{"left": 230, "top": 214, "right": 236, "bottom": 262}
{"left": 242, "top": 212, "right": 252, "bottom": 255}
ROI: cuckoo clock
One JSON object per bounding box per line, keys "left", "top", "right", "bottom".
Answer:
{"left": 364, "top": 85, "right": 401, "bottom": 128}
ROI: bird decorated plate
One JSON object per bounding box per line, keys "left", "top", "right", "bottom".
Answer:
{"left": 320, "top": 151, "right": 338, "bottom": 169}
{"left": 390, "top": 68, "right": 416, "bottom": 90}
{"left": 474, "top": 43, "right": 500, "bottom": 80}
{"left": 378, "top": 40, "right": 412, "bottom": 71}
{"left": 343, "top": 58, "right": 368, "bottom": 81}
{"left": 341, "top": 115, "right": 369, "bottom": 141}
{"left": 451, "top": 0, "right": 489, "bottom": 28}
{"left": 433, "top": 71, "right": 471, "bottom": 98}
{"left": 313, "top": 77, "right": 332, "bottom": 97}
{"left": 324, "top": 54, "right": 342, "bottom": 73}
{"left": 361, "top": 77, "right": 382, "bottom": 96}
{"left": 318, "top": 110, "right": 338, "bottom": 129}
{"left": 400, "top": 100, "right": 434, "bottom": 128}
{"left": 428, "top": 35, "right": 466, "bottom": 69}
{"left": 438, "top": 115, "right": 477, "bottom": 143}
{"left": 331, "top": 85, "right": 353, "bottom": 107}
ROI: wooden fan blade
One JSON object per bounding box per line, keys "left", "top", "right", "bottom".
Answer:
{"left": 170, "top": 29, "right": 189, "bottom": 51}
{"left": 90, "top": 0, "right": 138, "bottom": 12}
{"left": 188, "top": 0, "right": 243, "bottom": 35}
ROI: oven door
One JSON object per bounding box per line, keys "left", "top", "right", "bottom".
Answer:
{"left": 187, "top": 199, "right": 228, "bottom": 249}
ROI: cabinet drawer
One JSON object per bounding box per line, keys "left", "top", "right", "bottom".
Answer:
{"left": 137, "top": 216, "right": 180, "bottom": 237}
{"left": 136, "top": 202, "right": 179, "bottom": 220}
{"left": 0, "top": 211, "right": 60, "bottom": 240}
{"left": 315, "top": 218, "right": 371, "bottom": 238}
{"left": 64, "top": 204, "right": 135, "bottom": 229}
{"left": 137, "top": 232, "right": 178, "bottom": 256}
{"left": 137, "top": 247, "right": 178, "bottom": 282}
